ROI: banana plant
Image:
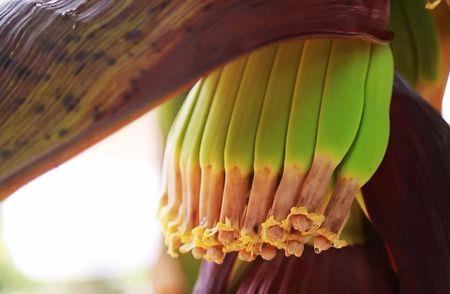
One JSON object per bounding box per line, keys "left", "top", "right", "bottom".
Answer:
{"left": 0, "top": 0, "right": 449, "bottom": 293}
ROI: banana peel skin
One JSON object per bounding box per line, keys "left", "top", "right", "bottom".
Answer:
{"left": 0, "top": 0, "right": 391, "bottom": 200}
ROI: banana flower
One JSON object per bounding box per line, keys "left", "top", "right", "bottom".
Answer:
{"left": 0, "top": 0, "right": 448, "bottom": 293}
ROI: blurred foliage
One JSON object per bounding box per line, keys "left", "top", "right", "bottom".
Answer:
{"left": 0, "top": 262, "right": 32, "bottom": 293}
{"left": 0, "top": 216, "right": 33, "bottom": 293}
{"left": 178, "top": 253, "right": 201, "bottom": 293}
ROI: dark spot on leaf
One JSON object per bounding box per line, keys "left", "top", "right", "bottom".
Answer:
{"left": 33, "top": 103, "right": 46, "bottom": 113}
{"left": 151, "top": 42, "right": 162, "bottom": 52}
{"left": 16, "top": 139, "right": 29, "bottom": 147}
{"left": 91, "top": 52, "right": 116, "bottom": 65}
{"left": 62, "top": 94, "right": 80, "bottom": 112}
{"left": 86, "top": 31, "right": 97, "bottom": 39}
{"left": 32, "top": 77, "right": 42, "bottom": 85}
{"left": 252, "top": 224, "right": 259, "bottom": 233}
{"left": 93, "top": 105, "right": 104, "bottom": 121}
{"left": 105, "top": 56, "right": 116, "bottom": 66}
{"left": 58, "top": 128, "right": 69, "bottom": 137}
{"left": 201, "top": 3, "right": 212, "bottom": 11}
{"left": 0, "top": 54, "right": 16, "bottom": 70}
{"left": 56, "top": 50, "right": 68, "bottom": 63}
{"left": 74, "top": 63, "right": 86, "bottom": 75}
{"left": 92, "top": 52, "right": 105, "bottom": 61}
{"left": 0, "top": 149, "right": 11, "bottom": 159}
{"left": 42, "top": 73, "right": 51, "bottom": 82}
{"left": 129, "top": 79, "right": 139, "bottom": 91}
{"left": 63, "top": 34, "right": 81, "bottom": 44}
{"left": 17, "top": 66, "right": 31, "bottom": 79}
{"left": 54, "top": 88, "right": 63, "bottom": 100}
{"left": 124, "top": 93, "right": 133, "bottom": 101}
{"left": 0, "top": 53, "right": 10, "bottom": 64}
{"left": 124, "top": 29, "right": 143, "bottom": 42}
{"left": 14, "top": 96, "right": 26, "bottom": 107}
{"left": 74, "top": 51, "right": 89, "bottom": 62}
{"left": 148, "top": 0, "right": 170, "bottom": 14}
{"left": 42, "top": 42, "right": 56, "bottom": 53}
{"left": 63, "top": 35, "right": 74, "bottom": 44}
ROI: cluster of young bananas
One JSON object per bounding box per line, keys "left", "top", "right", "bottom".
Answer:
{"left": 157, "top": 37, "right": 394, "bottom": 263}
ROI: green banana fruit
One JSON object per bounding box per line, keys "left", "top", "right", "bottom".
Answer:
{"left": 261, "top": 39, "right": 332, "bottom": 257}
{"left": 178, "top": 68, "right": 222, "bottom": 238}
{"left": 159, "top": 82, "right": 202, "bottom": 256}
{"left": 314, "top": 44, "right": 394, "bottom": 253}
{"left": 159, "top": 37, "right": 394, "bottom": 263}
{"left": 289, "top": 39, "right": 371, "bottom": 234}
{"left": 168, "top": 69, "right": 222, "bottom": 256}
{"left": 156, "top": 93, "right": 187, "bottom": 143}
{"left": 240, "top": 39, "right": 304, "bottom": 261}
{"left": 194, "top": 54, "right": 248, "bottom": 263}
{"left": 158, "top": 90, "right": 196, "bottom": 225}
{"left": 217, "top": 43, "right": 278, "bottom": 250}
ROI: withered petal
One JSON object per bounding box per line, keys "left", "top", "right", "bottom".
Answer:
{"left": 0, "top": 0, "right": 390, "bottom": 200}
{"left": 362, "top": 74, "right": 450, "bottom": 293}
{"left": 193, "top": 252, "right": 237, "bottom": 294}
{"left": 236, "top": 244, "right": 398, "bottom": 294}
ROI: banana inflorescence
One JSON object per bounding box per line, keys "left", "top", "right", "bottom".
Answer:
{"left": 158, "top": 37, "right": 394, "bottom": 263}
